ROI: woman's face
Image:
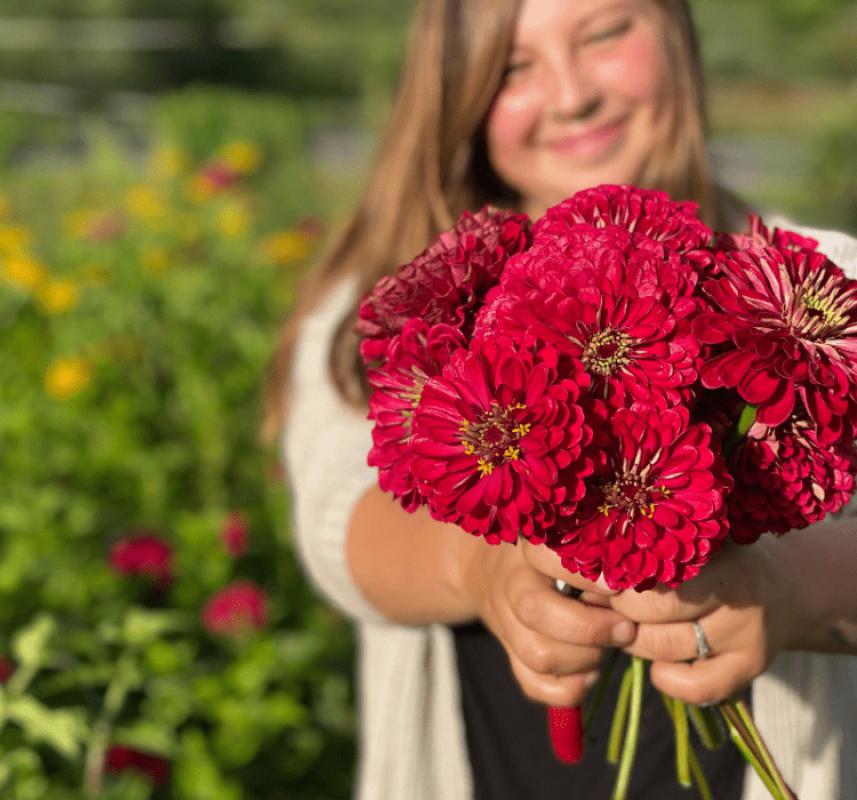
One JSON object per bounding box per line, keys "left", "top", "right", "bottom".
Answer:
{"left": 486, "top": 0, "right": 667, "bottom": 217}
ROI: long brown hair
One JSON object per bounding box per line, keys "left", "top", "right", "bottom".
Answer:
{"left": 262, "top": 0, "right": 741, "bottom": 445}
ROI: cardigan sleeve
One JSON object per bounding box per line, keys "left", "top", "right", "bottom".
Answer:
{"left": 281, "top": 278, "right": 387, "bottom": 624}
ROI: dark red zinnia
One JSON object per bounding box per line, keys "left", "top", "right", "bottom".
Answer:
{"left": 533, "top": 185, "right": 712, "bottom": 254}
{"left": 202, "top": 581, "right": 269, "bottom": 636}
{"left": 105, "top": 745, "right": 170, "bottom": 788}
{"left": 728, "top": 419, "right": 857, "bottom": 543}
{"left": 716, "top": 214, "right": 819, "bottom": 256}
{"left": 220, "top": 511, "right": 249, "bottom": 558}
{"left": 109, "top": 533, "right": 174, "bottom": 587}
{"left": 697, "top": 245, "right": 857, "bottom": 440}
{"left": 410, "top": 338, "right": 602, "bottom": 544}
{"left": 550, "top": 406, "right": 732, "bottom": 591}
{"left": 367, "top": 320, "right": 466, "bottom": 511}
{"left": 356, "top": 206, "right": 530, "bottom": 362}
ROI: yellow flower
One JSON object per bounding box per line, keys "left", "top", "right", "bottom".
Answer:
{"left": 184, "top": 175, "right": 216, "bottom": 205}
{"left": 36, "top": 279, "right": 80, "bottom": 314}
{"left": 216, "top": 203, "right": 251, "bottom": 239}
{"left": 149, "top": 145, "right": 188, "bottom": 179}
{"left": 217, "top": 141, "right": 262, "bottom": 175}
{"left": 2, "top": 256, "right": 47, "bottom": 291}
{"left": 124, "top": 185, "right": 165, "bottom": 222}
{"left": 44, "top": 357, "right": 91, "bottom": 400}
{"left": 258, "top": 230, "right": 313, "bottom": 265}
{"left": 0, "top": 224, "right": 30, "bottom": 255}
{"left": 141, "top": 246, "right": 170, "bottom": 275}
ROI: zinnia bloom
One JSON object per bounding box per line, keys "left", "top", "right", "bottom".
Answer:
{"left": 356, "top": 207, "right": 530, "bottom": 362}
{"left": 367, "top": 320, "right": 466, "bottom": 511}
{"left": 109, "top": 533, "right": 173, "bottom": 587}
{"left": 550, "top": 406, "right": 732, "bottom": 591}
{"left": 202, "top": 581, "right": 268, "bottom": 635}
{"left": 410, "top": 339, "right": 602, "bottom": 544}
{"left": 105, "top": 745, "right": 170, "bottom": 788}
{"left": 697, "top": 245, "right": 857, "bottom": 439}
{"left": 480, "top": 240, "right": 703, "bottom": 410}
{"left": 717, "top": 213, "right": 819, "bottom": 256}
{"left": 728, "top": 419, "right": 857, "bottom": 543}
{"left": 220, "top": 511, "right": 249, "bottom": 557}
{"left": 533, "top": 184, "right": 712, "bottom": 255}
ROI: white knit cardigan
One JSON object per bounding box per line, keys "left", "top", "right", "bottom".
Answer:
{"left": 283, "top": 222, "right": 857, "bottom": 800}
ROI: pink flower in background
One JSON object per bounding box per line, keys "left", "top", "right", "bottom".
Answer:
{"left": 551, "top": 406, "right": 732, "bottom": 591}
{"left": 197, "top": 161, "right": 239, "bottom": 193}
{"left": 367, "top": 320, "right": 467, "bottom": 511}
{"left": 105, "top": 745, "right": 170, "bottom": 788}
{"left": 220, "top": 511, "right": 249, "bottom": 558}
{"left": 728, "top": 420, "right": 857, "bottom": 544}
{"left": 411, "top": 339, "right": 603, "bottom": 545}
{"left": 356, "top": 207, "right": 530, "bottom": 362}
{"left": 202, "top": 581, "right": 268, "bottom": 635}
{"left": 109, "top": 533, "right": 173, "bottom": 587}
{"left": 697, "top": 245, "right": 857, "bottom": 439}
{"left": 533, "top": 184, "right": 712, "bottom": 254}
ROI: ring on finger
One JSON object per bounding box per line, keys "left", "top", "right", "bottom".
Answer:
{"left": 692, "top": 619, "right": 711, "bottom": 660}
{"left": 554, "top": 579, "right": 583, "bottom": 600}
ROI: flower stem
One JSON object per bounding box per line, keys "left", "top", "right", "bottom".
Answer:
{"left": 689, "top": 705, "right": 724, "bottom": 751}
{"left": 731, "top": 698, "right": 797, "bottom": 800}
{"left": 724, "top": 403, "right": 758, "bottom": 457}
{"left": 688, "top": 745, "right": 714, "bottom": 800}
{"left": 611, "top": 657, "right": 644, "bottom": 800}
{"left": 584, "top": 648, "right": 620, "bottom": 731}
{"left": 722, "top": 710, "right": 784, "bottom": 800}
{"left": 606, "top": 664, "right": 634, "bottom": 765}
{"left": 672, "top": 699, "right": 692, "bottom": 788}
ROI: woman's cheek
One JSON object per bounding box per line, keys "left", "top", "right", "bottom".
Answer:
{"left": 590, "top": 29, "right": 664, "bottom": 100}
{"left": 486, "top": 87, "right": 541, "bottom": 154}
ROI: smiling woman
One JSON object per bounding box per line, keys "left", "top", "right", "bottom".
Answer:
{"left": 266, "top": 0, "right": 857, "bottom": 798}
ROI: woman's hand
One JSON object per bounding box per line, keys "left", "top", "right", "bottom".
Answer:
{"left": 608, "top": 537, "right": 812, "bottom": 706}
{"left": 462, "top": 538, "right": 637, "bottom": 707}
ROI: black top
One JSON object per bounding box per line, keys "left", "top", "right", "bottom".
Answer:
{"left": 452, "top": 622, "right": 747, "bottom": 800}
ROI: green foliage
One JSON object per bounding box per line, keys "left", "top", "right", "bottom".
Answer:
{"left": 0, "top": 88, "right": 356, "bottom": 797}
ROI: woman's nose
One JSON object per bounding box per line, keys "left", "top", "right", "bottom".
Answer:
{"left": 544, "top": 59, "right": 600, "bottom": 121}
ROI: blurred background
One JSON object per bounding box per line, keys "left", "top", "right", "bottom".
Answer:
{"left": 0, "top": 1, "right": 854, "bottom": 798}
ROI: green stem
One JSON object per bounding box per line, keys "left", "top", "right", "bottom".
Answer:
{"left": 607, "top": 664, "right": 634, "bottom": 765}
{"left": 584, "top": 649, "right": 621, "bottom": 731}
{"left": 732, "top": 699, "right": 797, "bottom": 800}
{"left": 723, "top": 403, "right": 758, "bottom": 458}
{"left": 611, "top": 657, "right": 645, "bottom": 800}
{"left": 689, "top": 705, "right": 724, "bottom": 751}
{"left": 688, "top": 745, "right": 714, "bottom": 800}
{"left": 722, "top": 711, "right": 784, "bottom": 800}
{"left": 672, "top": 699, "right": 692, "bottom": 788}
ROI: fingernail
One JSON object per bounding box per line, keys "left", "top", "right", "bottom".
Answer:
{"left": 584, "top": 671, "right": 600, "bottom": 689}
{"left": 611, "top": 621, "right": 636, "bottom": 645}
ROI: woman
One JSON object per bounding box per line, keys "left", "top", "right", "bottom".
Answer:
{"left": 265, "top": 1, "right": 857, "bottom": 798}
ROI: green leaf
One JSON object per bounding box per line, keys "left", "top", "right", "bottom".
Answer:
{"left": 123, "top": 608, "right": 190, "bottom": 647}
{"left": 6, "top": 695, "right": 87, "bottom": 761}
{"left": 12, "top": 614, "right": 56, "bottom": 668}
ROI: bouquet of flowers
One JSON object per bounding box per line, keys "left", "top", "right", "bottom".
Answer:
{"left": 356, "top": 185, "right": 857, "bottom": 800}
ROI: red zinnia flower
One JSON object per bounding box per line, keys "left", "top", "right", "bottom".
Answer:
{"left": 728, "top": 419, "right": 857, "bottom": 543}
{"left": 105, "top": 745, "right": 170, "bottom": 788}
{"left": 109, "top": 533, "right": 173, "bottom": 587}
{"left": 0, "top": 657, "right": 14, "bottom": 684}
{"left": 367, "top": 320, "right": 467, "bottom": 511}
{"left": 220, "top": 511, "right": 249, "bottom": 557}
{"left": 356, "top": 207, "right": 530, "bottom": 362}
{"left": 697, "top": 245, "right": 857, "bottom": 439}
{"left": 717, "top": 213, "right": 819, "bottom": 256}
{"left": 533, "top": 185, "right": 712, "bottom": 254}
{"left": 410, "top": 339, "right": 602, "bottom": 544}
{"left": 550, "top": 406, "right": 732, "bottom": 591}
{"left": 202, "top": 581, "right": 268, "bottom": 636}
{"left": 480, "top": 240, "right": 703, "bottom": 410}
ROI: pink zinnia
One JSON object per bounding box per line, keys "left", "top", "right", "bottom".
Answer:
{"left": 356, "top": 207, "right": 530, "bottom": 362}
{"left": 551, "top": 406, "right": 732, "bottom": 591}
{"left": 410, "top": 339, "right": 602, "bottom": 544}
{"left": 367, "top": 320, "right": 466, "bottom": 511}
{"left": 480, "top": 240, "right": 703, "bottom": 410}
{"left": 220, "top": 511, "right": 249, "bottom": 557}
{"left": 105, "top": 745, "right": 169, "bottom": 788}
{"left": 202, "top": 581, "right": 268, "bottom": 636}
{"left": 717, "top": 214, "right": 819, "bottom": 256}
{"left": 533, "top": 185, "right": 712, "bottom": 254}
{"left": 697, "top": 245, "right": 857, "bottom": 439}
{"left": 109, "top": 533, "right": 173, "bottom": 587}
{"left": 728, "top": 419, "right": 857, "bottom": 543}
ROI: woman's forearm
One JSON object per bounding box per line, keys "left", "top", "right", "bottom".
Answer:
{"left": 346, "top": 485, "right": 485, "bottom": 626}
{"left": 778, "top": 515, "right": 857, "bottom": 655}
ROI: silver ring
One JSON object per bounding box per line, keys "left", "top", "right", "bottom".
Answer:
{"left": 554, "top": 579, "right": 583, "bottom": 600}
{"left": 692, "top": 620, "right": 711, "bottom": 660}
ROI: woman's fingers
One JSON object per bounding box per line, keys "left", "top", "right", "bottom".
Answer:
{"left": 504, "top": 623, "right": 604, "bottom": 676}
{"left": 508, "top": 571, "right": 636, "bottom": 648}
{"left": 506, "top": 649, "right": 600, "bottom": 707}
{"left": 609, "top": 583, "right": 721, "bottom": 624}
{"left": 623, "top": 615, "right": 724, "bottom": 663}
{"left": 649, "top": 651, "right": 761, "bottom": 706}
{"left": 519, "top": 539, "right": 618, "bottom": 595}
